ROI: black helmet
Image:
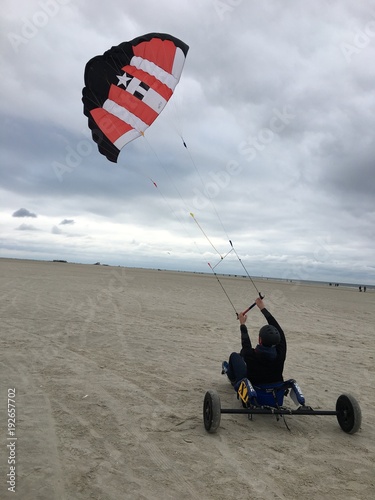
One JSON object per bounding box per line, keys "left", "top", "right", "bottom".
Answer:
{"left": 259, "top": 325, "right": 280, "bottom": 347}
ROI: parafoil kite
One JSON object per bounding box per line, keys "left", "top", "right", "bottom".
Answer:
{"left": 82, "top": 33, "right": 189, "bottom": 162}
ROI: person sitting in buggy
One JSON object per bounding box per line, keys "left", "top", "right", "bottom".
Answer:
{"left": 222, "top": 297, "right": 305, "bottom": 408}
{"left": 204, "top": 300, "right": 361, "bottom": 434}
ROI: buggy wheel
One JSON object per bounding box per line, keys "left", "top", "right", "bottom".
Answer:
{"left": 336, "top": 393, "right": 362, "bottom": 434}
{"left": 203, "top": 390, "right": 221, "bottom": 433}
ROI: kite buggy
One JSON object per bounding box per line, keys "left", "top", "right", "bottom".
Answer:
{"left": 203, "top": 297, "right": 362, "bottom": 435}
{"left": 203, "top": 379, "right": 362, "bottom": 434}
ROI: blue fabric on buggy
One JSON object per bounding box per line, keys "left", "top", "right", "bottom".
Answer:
{"left": 253, "top": 381, "right": 287, "bottom": 407}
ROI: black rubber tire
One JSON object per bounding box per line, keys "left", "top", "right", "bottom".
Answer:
{"left": 203, "top": 390, "right": 221, "bottom": 433}
{"left": 336, "top": 393, "right": 362, "bottom": 434}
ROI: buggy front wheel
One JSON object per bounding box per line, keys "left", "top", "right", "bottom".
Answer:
{"left": 203, "top": 390, "right": 221, "bottom": 433}
{"left": 336, "top": 393, "right": 362, "bottom": 434}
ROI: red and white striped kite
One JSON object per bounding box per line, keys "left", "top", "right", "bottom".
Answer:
{"left": 82, "top": 33, "right": 189, "bottom": 162}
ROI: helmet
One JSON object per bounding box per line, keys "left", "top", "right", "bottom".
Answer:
{"left": 259, "top": 325, "right": 281, "bottom": 347}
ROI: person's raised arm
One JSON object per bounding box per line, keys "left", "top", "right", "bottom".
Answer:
{"left": 238, "top": 312, "right": 252, "bottom": 350}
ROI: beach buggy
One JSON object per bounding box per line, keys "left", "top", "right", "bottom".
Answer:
{"left": 203, "top": 377, "right": 362, "bottom": 434}
{"left": 203, "top": 292, "right": 362, "bottom": 435}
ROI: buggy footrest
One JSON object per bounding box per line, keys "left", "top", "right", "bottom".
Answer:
{"left": 286, "top": 379, "right": 306, "bottom": 406}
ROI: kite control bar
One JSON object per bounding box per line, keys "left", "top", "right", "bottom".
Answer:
{"left": 240, "top": 293, "right": 264, "bottom": 316}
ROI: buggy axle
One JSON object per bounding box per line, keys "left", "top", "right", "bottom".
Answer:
{"left": 220, "top": 408, "right": 338, "bottom": 416}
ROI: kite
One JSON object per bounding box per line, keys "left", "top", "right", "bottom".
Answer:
{"left": 82, "top": 33, "right": 189, "bottom": 162}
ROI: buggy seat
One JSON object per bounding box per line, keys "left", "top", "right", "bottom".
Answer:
{"left": 253, "top": 379, "right": 305, "bottom": 407}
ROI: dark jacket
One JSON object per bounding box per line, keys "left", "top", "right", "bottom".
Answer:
{"left": 240, "top": 308, "right": 287, "bottom": 384}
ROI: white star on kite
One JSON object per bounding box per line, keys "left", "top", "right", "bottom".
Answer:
{"left": 117, "top": 73, "right": 131, "bottom": 88}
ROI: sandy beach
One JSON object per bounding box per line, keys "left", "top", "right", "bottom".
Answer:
{"left": 0, "top": 258, "right": 374, "bottom": 500}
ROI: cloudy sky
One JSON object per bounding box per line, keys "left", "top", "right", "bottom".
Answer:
{"left": 1, "top": 0, "right": 374, "bottom": 284}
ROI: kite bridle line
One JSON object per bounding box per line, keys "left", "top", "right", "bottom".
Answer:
{"left": 229, "top": 240, "right": 262, "bottom": 296}
{"left": 207, "top": 263, "right": 238, "bottom": 316}
{"left": 228, "top": 240, "right": 265, "bottom": 315}
{"left": 182, "top": 138, "right": 232, "bottom": 242}
{"left": 190, "top": 212, "right": 224, "bottom": 259}
{"left": 190, "top": 212, "right": 264, "bottom": 317}
{"left": 180, "top": 138, "right": 264, "bottom": 315}
{"left": 208, "top": 253, "right": 264, "bottom": 318}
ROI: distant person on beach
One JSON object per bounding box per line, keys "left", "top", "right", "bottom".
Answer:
{"left": 222, "top": 297, "right": 286, "bottom": 386}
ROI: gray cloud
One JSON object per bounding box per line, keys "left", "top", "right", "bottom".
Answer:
{"left": 16, "top": 224, "right": 38, "bottom": 231}
{"left": 12, "top": 208, "right": 37, "bottom": 218}
{"left": 51, "top": 226, "right": 63, "bottom": 235}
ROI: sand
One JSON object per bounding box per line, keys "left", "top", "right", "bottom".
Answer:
{"left": 0, "top": 258, "right": 374, "bottom": 500}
